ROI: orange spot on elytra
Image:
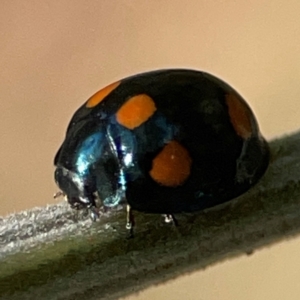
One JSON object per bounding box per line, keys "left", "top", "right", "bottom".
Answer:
{"left": 150, "top": 141, "right": 192, "bottom": 187}
{"left": 225, "top": 93, "right": 254, "bottom": 139}
{"left": 86, "top": 81, "right": 120, "bottom": 108}
{"left": 116, "top": 94, "right": 156, "bottom": 129}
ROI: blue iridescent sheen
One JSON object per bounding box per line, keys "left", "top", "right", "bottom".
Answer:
{"left": 76, "top": 132, "right": 104, "bottom": 176}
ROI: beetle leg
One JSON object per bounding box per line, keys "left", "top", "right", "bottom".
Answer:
{"left": 126, "top": 204, "right": 135, "bottom": 238}
{"left": 163, "top": 214, "right": 178, "bottom": 226}
{"left": 90, "top": 206, "right": 100, "bottom": 221}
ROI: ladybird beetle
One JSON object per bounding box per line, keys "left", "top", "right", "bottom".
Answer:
{"left": 54, "top": 69, "right": 269, "bottom": 236}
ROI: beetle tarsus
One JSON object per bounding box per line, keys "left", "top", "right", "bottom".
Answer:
{"left": 163, "top": 214, "right": 178, "bottom": 226}
{"left": 90, "top": 206, "right": 100, "bottom": 221}
{"left": 126, "top": 204, "right": 135, "bottom": 238}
